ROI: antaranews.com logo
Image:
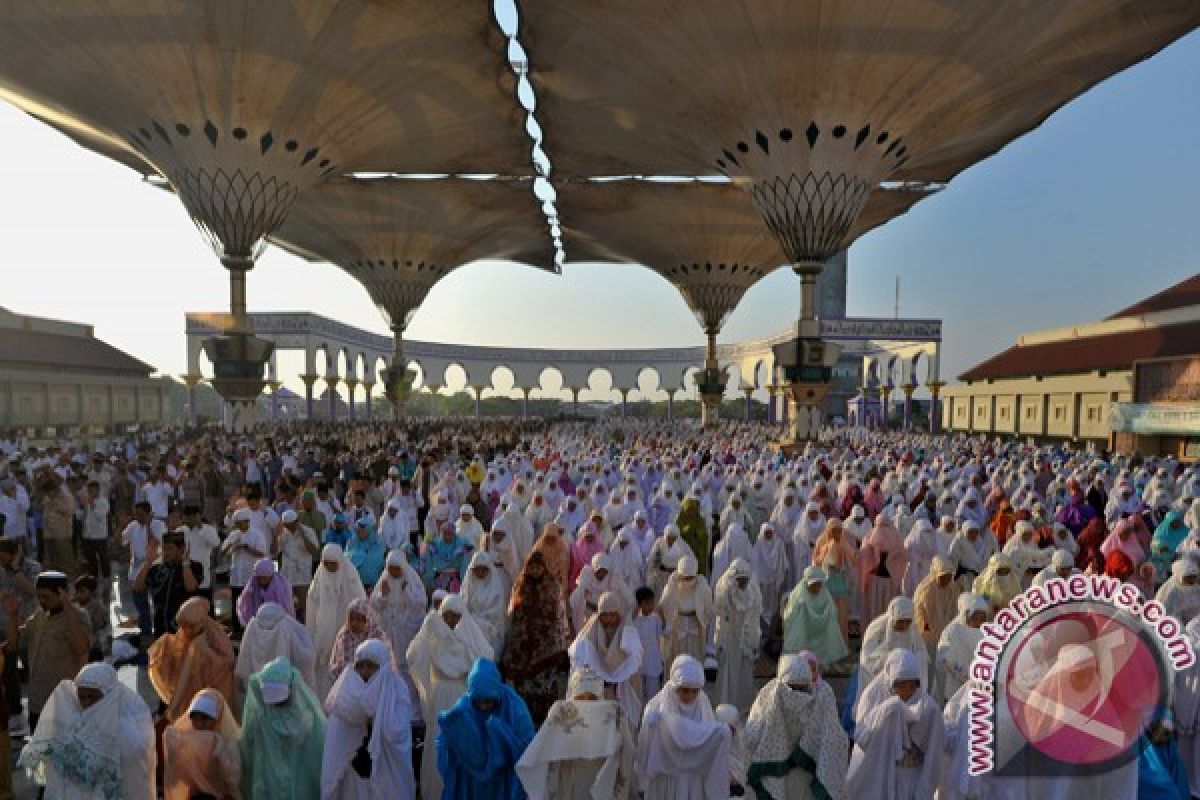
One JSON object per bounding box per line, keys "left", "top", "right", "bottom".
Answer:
{"left": 967, "top": 574, "right": 1194, "bottom": 778}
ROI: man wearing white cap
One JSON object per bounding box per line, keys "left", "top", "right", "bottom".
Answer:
{"left": 275, "top": 508, "right": 320, "bottom": 615}
{"left": 220, "top": 506, "right": 267, "bottom": 637}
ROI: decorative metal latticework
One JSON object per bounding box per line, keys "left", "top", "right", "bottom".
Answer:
{"left": 129, "top": 119, "right": 338, "bottom": 261}
{"left": 671, "top": 270, "right": 764, "bottom": 334}
{"left": 748, "top": 172, "right": 873, "bottom": 267}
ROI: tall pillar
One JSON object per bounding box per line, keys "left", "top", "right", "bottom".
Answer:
{"left": 929, "top": 382, "right": 945, "bottom": 435}
{"left": 521, "top": 388, "right": 531, "bottom": 420}
{"left": 767, "top": 386, "right": 776, "bottom": 424}
{"left": 881, "top": 387, "right": 892, "bottom": 431}
{"left": 267, "top": 380, "right": 282, "bottom": 421}
{"left": 666, "top": 389, "right": 676, "bottom": 422}
{"left": 743, "top": 388, "right": 753, "bottom": 421}
{"left": 473, "top": 386, "right": 484, "bottom": 419}
{"left": 301, "top": 374, "right": 317, "bottom": 419}
{"left": 345, "top": 378, "right": 358, "bottom": 422}
{"left": 902, "top": 384, "right": 915, "bottom": 430}
{"left": 363, "top": 382, "right": 374, "bottom": 422}
{"left": 571, "top": 388, "right": 581, "bottom": 418}
{"left": 780, "top": 390, "right": 790, "bottom": 426}
{"left": 326, "top": 374, "right": 340, "bottom": 420}
{"left": 620, "top": 389, "right": 629, "bottom": 419}
{"left": 181, "top": 374, "right": 202, "bottom": 426}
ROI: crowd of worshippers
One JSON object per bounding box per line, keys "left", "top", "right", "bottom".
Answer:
{"left": 1, "top": 422, "right": 1200, "bottom": 799}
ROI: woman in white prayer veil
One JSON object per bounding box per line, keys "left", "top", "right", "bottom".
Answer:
{"left": 19, "top": 662, "right": 156, "bottom": 800}
{"left": 568, "top": 591, "right": 644, "bottom": 726}
{"left": 461, "top": 551, "right": 510, "bottom": 656}
{"left": 516, "top": 667, "right": 637, "bottom": 800}
{"left": 648, "top": 525, "right": 695, "bottom": 599}
{"left": 498, "top": 500, "right": 537, "bottom": 565}
{"left": 570, "top": 553, "right": 636, "bottom": 632}
{"left": 405, "top": 593, "right": 494, "bottom": 800}
{"left": 321, "top": 638, "right": 416, "bottom": 800}
{"left": 236, "top": 600, "right": 318, "bottom": 695}
{"left": 712, "top": 521, "right": 753, "bottom": 584}
{"left": 857, "top": 596, "right": 929, "bottom": 703}
{"left": 846, "top": 649, "right": 945, "bottom": 800}
{"left": 660, "top": 555, "right": 715, "bottom": 668}
{"left": 935, "top": 593, "right": 989, "bottom": 704}
{"left": 307, "top": 543, "right": 368, "bottom": 698}
{"left": 1174, "top": 616, "right": 1200, "bottom": 798}
{"left": 608, "top": 529, "right": 645, "bottom": 592}
{"left": 751, "top": 523, "right": 789, "bottom": 624}
{"left": 480, "top": 519, "right": 523, "bottom": 591}
{"left": 712, "top": 558, "right": 762, "bottom": 712}
{"left": 744, "top": 655, "right": 848, "bottom": 800}
{"left": 369, "top": 549, "right": 428, "bottom": 709}
{"left": 637, "top": 655, "right": 732, "bottom": 800}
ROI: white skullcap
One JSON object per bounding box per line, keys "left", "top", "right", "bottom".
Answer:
{"left": 777, "top": 654, "right": 812, "bottom": 685}
{"left": 354, "top": 638, "right": 391, "bottom": 668}
{"left": 233, "top": 508, "right": 252, "bottom": 523}
{"left": 432, "top": 589, "right": 449, "bottom": 604}
{"left": 261, "top": 681, "right": 290, "bottom": 705}
{"left": 321, "top": 543, "right": 343, "bottom": 562}
{"left": 187, "top": 692, "right": 221, "bottom": 719}
{"left": 889, "top": 596, "right": 915, "bottom": 621}
{"left": 281, "top": 509, "right": 298, "bottom": 524}
{"left": 386, "top": 549, "right": 407, "bottom": 567}
{"left": 714, "top": 704, "right": 740, "bottom": 727}
{"left": 669, "top": 655, "right": 705, "bottom": 689}
{"left": 75, "top": 662, "right": 117, "bottom": 694}
{"left": 890, "top": 649, "right": 922, "bottom": 684}
{"left": 567, "top": 667, "right": 605, "bottom": 700}
{"left": 677, "top": 555, "right": 698, "bottom": 578}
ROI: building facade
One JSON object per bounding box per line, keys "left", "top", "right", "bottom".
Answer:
{"left": 0, "top": 307, "right": 165, "bottom": 434}
{"left": 943, "top": 274, "right": 1200, "bottom": 456}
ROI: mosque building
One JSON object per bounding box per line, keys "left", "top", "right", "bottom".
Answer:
{"left": 942, "top": 273, "right": 1200, "bottom": 457}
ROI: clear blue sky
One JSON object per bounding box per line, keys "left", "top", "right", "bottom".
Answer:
{"left": 1, "top": 29, "right": 1197, "bottom": 400}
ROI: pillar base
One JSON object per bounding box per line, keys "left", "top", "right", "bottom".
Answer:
{"left": 699, "top": 390, "right": 723, "bottom": 429}
{"left": 202, "top": 333, "right": 273, "bottom": 433}
{"left": 382, "top": 364, "right": 417, "bottom": 413}
{"left": 771, "top": 333, "right": 841, "bottom": 447}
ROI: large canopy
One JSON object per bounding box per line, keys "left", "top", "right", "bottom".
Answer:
{"left": 556, "top": 180, "right": 933, "bottom": 332}
{"left": 271, "top": 177, "right": 554, "bottom": 331}
{"left": 0, "top": 1, "right": 530, "bottom": 259}
{"left": 523, "top": 1, "right": 1200, "bottom": 263}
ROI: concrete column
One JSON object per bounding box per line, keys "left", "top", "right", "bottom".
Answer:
{"left": 620, "top": 389, "right": 629, "bottom": 419}
{"left": 182, "top": 374, "right": 202, "bottom": 426}
{"left": 902, "top": 384, "right": 914, "bottom": 430}
{"left": 743, "top": 388, "right": 753, "bottom": 421}
{"left": 521, "top": 388, "right": 531, "bottom": 419}
{"left": 345, "top": 378, "right": 358, "bottom": 422}
{"left": 780, "top": 390, "right": 790, "bottom": 426}
{"left": 363, "top": 382, "right": 375, "bottom": 421}
{"left": 473, "top": 386, "right": 484, "bottom": 419}
{"left": 301, "top": 374, "right": 318, "bottom": 419}
{"left": 767, "top": 387, "right": 776, "bottom": 424}
{"left": 666, "top": 389, "right": 675, "bottom": 422}
{"left": 571, "top": 388, "right": 581, "bottom": 418}
{"left": 326, "top": 374, "right": 339, "bottom": 419}
{"left": 929, "top": 382, "right": 944, "bottom": 435}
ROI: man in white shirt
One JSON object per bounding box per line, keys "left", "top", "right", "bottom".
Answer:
{"left": 142, "top": 467, "right": 174, "bottom": 521}
{"left": 79, "top": 480, "right": 111, "bottom": 587}
{"left": 0, "top": 477, "right": 30, "bottom": 548}
{"left": 221, "top": 506, "right": 268, "bottom": 637}
{"left": 275, "top": 509, "right": 319, "bottom": 614}
{"left": 181, "top": 505, "right": 222, "bottom": 610}
{"left": 120, "top": 501, "right": 166, "bottom": 640}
